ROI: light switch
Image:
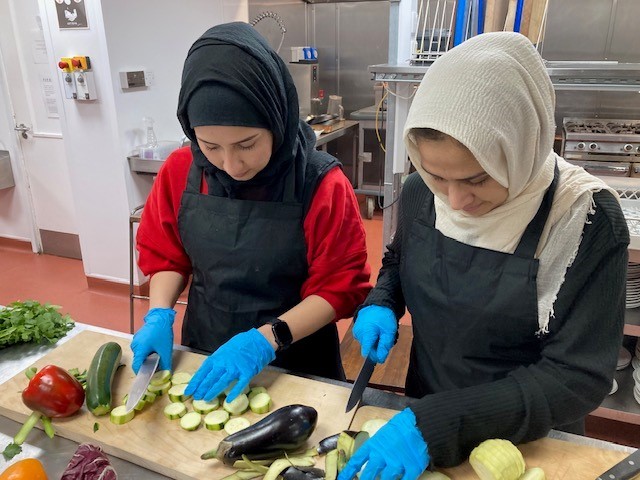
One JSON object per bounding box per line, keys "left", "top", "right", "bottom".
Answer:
{"left": 119, "top": 70, "right": 147, "bottom": 89}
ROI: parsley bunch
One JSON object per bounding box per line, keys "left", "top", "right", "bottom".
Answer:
{"left": 0, "top": 300, "right": 75, "bottom": 348}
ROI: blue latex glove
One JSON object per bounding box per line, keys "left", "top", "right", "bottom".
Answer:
{"left": 131, "top": 307, "right": 176, "bottom": 373}
{"left": 185, "top": 328, "right": 276, "bottom": 402}
{"left": 353, "top": 305, "right": 397, "bottom": 364}
{"left": 338, "top": 408, "right": 429, "bottom": 480}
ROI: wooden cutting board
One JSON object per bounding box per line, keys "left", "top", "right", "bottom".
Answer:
{"left": 350, "top": 406, "right": 635, "bottom": 479}
{"left": 0, "top": 330, "right": 358, "bottom": 479}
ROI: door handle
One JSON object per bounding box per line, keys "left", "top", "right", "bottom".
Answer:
{"left": 14, "top": 123, "right": 31, "bottom": 139}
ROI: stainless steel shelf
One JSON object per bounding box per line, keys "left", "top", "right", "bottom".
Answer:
{"left": 369, "top": 61, "right": 640, "bottom": 92}
{"left": 128, "top": 155, "right": 163, "bottom": 175}
{"left": 594, "top": 361, "right": 640, "bottom": 425}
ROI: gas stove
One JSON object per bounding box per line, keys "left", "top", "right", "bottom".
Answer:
{"left": 562, "top": 118, "right": 640, "bottom": 177}
{"left": 563, "top": 118, "right": 640, "bottom": 155}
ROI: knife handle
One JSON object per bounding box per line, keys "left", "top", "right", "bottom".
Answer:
{"left": 596, "top": 449, "right": 640, "bottom": 480}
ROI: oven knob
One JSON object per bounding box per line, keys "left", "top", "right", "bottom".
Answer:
{"left": 637, "top": 146, "right": 640, "bottom": 153}
{"left": 623, "top": 144, "right": 633, "bottom": 152}
{"left": 576, "top": 142, "right": 586, "bottom": 150}
{"left": 589, "top": 143, "right": 598, "bottom": 150}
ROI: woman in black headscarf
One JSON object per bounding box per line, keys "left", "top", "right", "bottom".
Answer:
{"left": 131, "top": 22, "right": 371, "bottom": 402}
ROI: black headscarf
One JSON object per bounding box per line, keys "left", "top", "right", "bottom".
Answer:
{"left": 177, "top": 22, "right": 318, "bottom": 201}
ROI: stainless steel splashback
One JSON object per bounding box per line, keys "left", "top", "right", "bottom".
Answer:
{"left": 542, "top": 0, "right": 640, "bottom": 62}
{"left": 249, "top": 1, "right": 389, "bottom": 117}
{"left": 543, "top": 0, "right": 640, "bottom": 126}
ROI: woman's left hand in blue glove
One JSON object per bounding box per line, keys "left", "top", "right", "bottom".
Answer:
{"left": 338, "top": 408, "right": 430, "bottom": 480}
{"left": 184, "top": 328, "right": 276, "bottom": 402}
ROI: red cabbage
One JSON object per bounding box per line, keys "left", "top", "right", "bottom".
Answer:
{"left": 61, "top": 443, "right": 118, "bottom": 480}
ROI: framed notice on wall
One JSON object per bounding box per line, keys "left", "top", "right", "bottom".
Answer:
{"left": 55, "top": 0, "right": 88, "bottom": 29}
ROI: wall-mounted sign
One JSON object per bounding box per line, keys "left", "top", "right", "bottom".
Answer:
{"left": 55, "top": 0, "right": 88, "bottom": 29}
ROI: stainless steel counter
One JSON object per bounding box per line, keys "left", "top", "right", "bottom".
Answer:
{"left": 0, "top": 324, "right": 634, "bottom": 477}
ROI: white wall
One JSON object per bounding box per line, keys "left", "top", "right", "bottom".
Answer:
{"left": 101, "top": 0, "right": 249, "bottom": 212}
{"left": 37, "top": 0, "right": 248, "bottom": 284}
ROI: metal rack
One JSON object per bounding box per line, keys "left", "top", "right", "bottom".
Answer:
{"left": 369, "top": 61, "right": 640, "bottom": 90}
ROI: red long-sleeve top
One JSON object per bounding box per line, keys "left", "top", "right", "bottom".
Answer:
{"left": 136, "top": 147, "right": 371, "bottom": 320}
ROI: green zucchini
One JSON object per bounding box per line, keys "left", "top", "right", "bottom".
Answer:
{"left": 85, "top": 342, "right": 122, "bottom": 416}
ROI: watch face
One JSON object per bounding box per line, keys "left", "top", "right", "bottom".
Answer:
{"left": 272, "top": 320, "right": 293, "bottom": 348}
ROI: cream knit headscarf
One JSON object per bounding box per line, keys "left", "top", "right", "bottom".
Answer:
{"left": 403, "top": 32, "right": 617, "bottom": 334}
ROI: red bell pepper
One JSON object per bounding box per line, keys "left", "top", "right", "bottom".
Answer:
{"left": 22, "top": 364, "right": 85, "bottom": 418}
{"left": 2, "top": 365, "right": 85, "bottom": 461}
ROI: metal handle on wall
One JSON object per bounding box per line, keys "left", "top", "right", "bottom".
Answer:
{"left": 14, "top": 123, "right": 31, "bottom": 139}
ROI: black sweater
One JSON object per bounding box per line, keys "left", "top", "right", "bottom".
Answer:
{"left": 364, "top": 173, "right": 629, "bottom": 467}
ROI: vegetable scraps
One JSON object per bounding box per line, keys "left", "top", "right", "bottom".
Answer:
{"left": 0, "top": 301, "right": 74, "bottom": 348}
{"left": 2, "top": 365, "right": 85, "bottom": 461}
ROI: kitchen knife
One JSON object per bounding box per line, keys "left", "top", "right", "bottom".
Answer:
{"left": 345, "top": 357, "right": 376, "bottom": 413}
{"left": 124, "top": 353, "right": 159, "bottom": 414}
{"left": 595, "top": 448, "right": 640, "bottom": 480}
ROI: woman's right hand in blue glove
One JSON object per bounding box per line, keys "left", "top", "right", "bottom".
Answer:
{"left": 131, "top": 307, "right": 176, "bottom": 373}
{"left": 338, "top": 408, "right": 429, "bottom": 480}
{"left": 352, "top": 305, "right": 397, "bottom": 364}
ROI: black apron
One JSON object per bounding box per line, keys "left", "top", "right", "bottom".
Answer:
{"left": 177, "top": 161, "right": 345, "bottom": 380}
{"left": 402, "top": 164, "right": 559, "bottom": 396}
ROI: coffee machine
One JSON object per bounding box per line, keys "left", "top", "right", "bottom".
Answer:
{"left": 287, "top": 62, "right": 319, "bottom": 118}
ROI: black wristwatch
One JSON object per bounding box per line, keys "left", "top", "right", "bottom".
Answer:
{"left": 269, "top": 318, "right": 293, "bottom": 352}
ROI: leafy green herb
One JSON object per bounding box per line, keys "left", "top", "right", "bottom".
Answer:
{"left": 0, "top": 300, "right": 74, "bottom": 349}
{"left": 2, "top": 442, "right": 22, "bottom": 461}
{"left": 93, "top": 422, "right": 100, "bottom": 433}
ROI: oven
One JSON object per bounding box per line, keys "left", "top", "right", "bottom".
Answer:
{"left": 561, "top": 118, "right": 640, "bottom": 177}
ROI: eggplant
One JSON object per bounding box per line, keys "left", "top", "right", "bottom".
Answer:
{"left": 202, "top": 404, "right": 318, "bottom": 465}
{"left": 283, "top": 466, "right": 325, "bottom": 480}
{"left": 317, "top": 430, "right": 359, "bottom": 455}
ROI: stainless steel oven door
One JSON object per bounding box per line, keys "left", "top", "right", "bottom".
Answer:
{"left": 565, "top": 159, "right": 631, "bottom": 177}
{"left": 564, "top": 152, "right": 632, "bottom": 177}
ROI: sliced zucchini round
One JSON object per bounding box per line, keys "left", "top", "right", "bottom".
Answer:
{"left": 193, "top": 398, "right": 220, "bottom": 415}
{"left": 223, "top": 393, "right": 249, "bottom": 416}
{"left": 149, "top": 369, "right": 172, "bottom": 386}
{"left": 110, "top": 405, "right": 135, "bottom": 425}
{"left": 249, "top": 392, "right": 272, "bottom": 414}
{"left": 204, "top": 410, "right": 230, "bottom": 431}
{"left": 170, "top": 371, "right": 193, "bottom": 385}
{"left": 164, "top": 402, "right": 187, "bottom": 420}
{"left": 224, "top": 417, "right": 251, "bottom": 435}
{"left": 168, "top": 383, "right": 191, "bottom": 403}
{"left": 180, "top": 411, "right": 202, "bottom": 431}
{"left": 247, "top": 386, "right": 268, "bottom": 400}
{"left": 147, "top": 381, "right": 171, "bottom": 396}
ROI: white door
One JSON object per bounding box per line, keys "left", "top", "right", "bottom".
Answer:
{"left": 0, "top": 0, "right": 78, "bottom": 254}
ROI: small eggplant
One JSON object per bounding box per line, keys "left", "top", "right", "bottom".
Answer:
{"left": 317, "top": 430, "right": 359, "bottom": 455}
{"left": 202, "top": 404, "right": 318, "bottom": 465}
{"left": 282, "top": 466, "right": 326, "bottom": 480}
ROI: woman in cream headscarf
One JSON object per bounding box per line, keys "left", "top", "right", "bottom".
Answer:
{"left": 340, "top": 32, "right": 629, "bottom": 479}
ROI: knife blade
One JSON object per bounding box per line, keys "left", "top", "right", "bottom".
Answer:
{"left": 124, "top": 353, "right": 159, "bottom": 414}
{"left": 595, "top": 448, "right": 640, "bottom": 480}
{"left": 345, "top": 357, "right": 376, "bottom": 413}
